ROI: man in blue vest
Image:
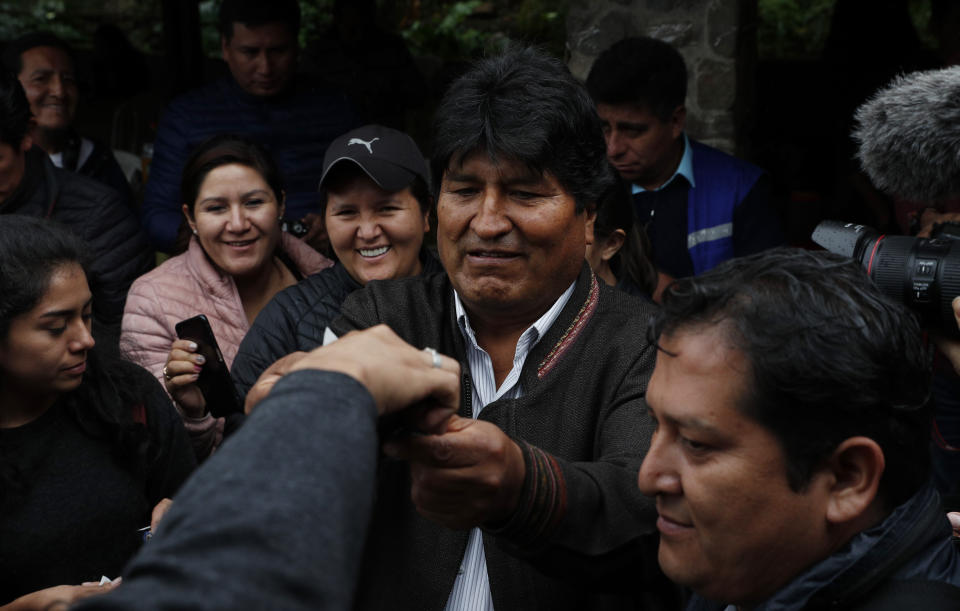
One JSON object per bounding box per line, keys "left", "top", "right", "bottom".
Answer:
{"left": 586, "top": 37, "right": 783, "bottom": 286}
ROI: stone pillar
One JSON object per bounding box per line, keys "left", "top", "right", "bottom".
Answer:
{"left": 567, "top": 0, "right": 757, "bottom": 156}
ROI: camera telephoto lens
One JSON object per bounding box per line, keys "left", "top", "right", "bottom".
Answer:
{"left": 813, "top": 220, "right": 960, "bottom": 337}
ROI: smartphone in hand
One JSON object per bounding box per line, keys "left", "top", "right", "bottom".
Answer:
{"left": 174, "top": 315, "right": 242, "bottom": 418}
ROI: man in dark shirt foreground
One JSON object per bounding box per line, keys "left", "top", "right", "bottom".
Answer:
{"left": 643, "top": 248, "right": 960, "bottom": 610}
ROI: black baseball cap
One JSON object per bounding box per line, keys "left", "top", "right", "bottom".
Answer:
{"left": 319, "top": 124, "right": 429, "bottom": 192}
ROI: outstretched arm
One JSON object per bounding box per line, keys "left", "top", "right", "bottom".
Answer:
{"left": 75, "top": 326, "right": 460, "bottom": 610}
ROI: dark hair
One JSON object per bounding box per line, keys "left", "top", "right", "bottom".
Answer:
{"left": 319, "top": 162, "right": 433, "bottom": 217}
{"left": 218, "top": 0, "right": 301, "bottom": 41}
{"left": 2, "top": 31, "right": 76, "bottom": 75}
{"left": 594, "top": 176, "right": 657, "bottom": 296}
{"left": 431, "top": 45, "right": 614, "bottom": 214}
{"left": 0, "top": 215, "right": 90, "bottom": 339}
{"left": 180, "top": 134, "right": 284, "bottom": 216}
{"left": 0, "top": 216, "right": 156, "bottom": 510}
{"left": 586, "top": 36, "right": 687, "bottom": 121}
{"left": 651, "top": 248, "right": 931, "bottom": 509}
{"left": 0, "top": 70, "right": 32, "bottom": 147}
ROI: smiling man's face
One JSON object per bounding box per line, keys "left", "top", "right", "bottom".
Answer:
{"left": 637, "top": 325, "right": 832, "bottom": 607}
{"left": 436, "top": 151, "right": 593, "bottom": 325}
{"left": 18, "top": 45, "right": 77, "bottom": 132}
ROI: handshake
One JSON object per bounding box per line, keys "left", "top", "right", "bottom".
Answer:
{"left": 247, "top": 324, "right": 461, "bottom": 434}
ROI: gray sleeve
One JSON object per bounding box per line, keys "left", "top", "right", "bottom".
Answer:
{"left": 77, "top": 370, "right": 379, "bottom": 611}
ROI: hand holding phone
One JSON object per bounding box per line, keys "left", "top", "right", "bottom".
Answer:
{"left": 173, "top": 315, "right": 242, "bottom": 418}
{"left": 163, "top": 338, "right": 207, "bottom": 417}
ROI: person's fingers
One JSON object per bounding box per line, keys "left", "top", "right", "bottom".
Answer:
{"left": 245, "top": 373, "right": 282, "bottom": 414}
{"left": 170, "top": 339, "right": 198, "bottom": 353}
{"left": 243, "top": 352, "right": 309, "bottom": 414}
{"left": 379, "top": 364, "right": 461, "bottom": 416}
{"left": 383, "top": 417, "right": 487, "bottom": 466}
{"left": 151, "top": 498, "right": 174, "bottom": 531}
{"left": 414, "top": 404, "right": 458, "bottom": 434}
{"left": 949, "top": 512, "right": 960, "bottom": 537}
{"left": 268, "top": 350, "right": 309, "bottom": 375}
{"left": 59, "top": 583, "right": 118, "bottom": 601}
{"left": 75, "top": 581, "right": 119, "bottom": 598}
{"left": 167, "top": 347, "right": 205, "bottom": 366}
{"left": 419, "top": 345, "right": 460, "bottom": 374}
{"left": 165, "top": 370, "right": 200, "bottom": 389}
{"left": 165, "top": 358, "right": 202, "bottom": 379}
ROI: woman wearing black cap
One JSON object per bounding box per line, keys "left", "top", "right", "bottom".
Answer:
{"left": 230, "top": 125, "right": 442, "bottom": 411}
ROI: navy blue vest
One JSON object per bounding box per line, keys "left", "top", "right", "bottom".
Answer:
{"left": 686, "top": 140, "right": 763, "bottom": 274}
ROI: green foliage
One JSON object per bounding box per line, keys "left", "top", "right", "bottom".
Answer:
{"left": 0, "top": 0, "right": 162, "bottom": 54}
{"left": 506, "top": 0, "right": 567, "bottom": 55}
{"left": 0, "top": 0, "right": 569, "bottom": 63}
{"left": 0, "top": 1, "right": 84, "bottom": 45}
{"left": 297, "top": 0, "right": 335, "bottom": 49}
{"left": 401, "top": 1, "right": 491, "bottom": 59}
{"left": 758, "top": 0, "right": 937, "bottom": 60}
{"left": 757, "top": 0, "right": 835, "bottom": 59}
{"left": 398, "top": 0, "right": 568, "bottom": 60}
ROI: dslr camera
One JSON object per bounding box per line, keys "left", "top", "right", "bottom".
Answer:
{"left": 813, "top": 220, "right": 960, "bottom": 337}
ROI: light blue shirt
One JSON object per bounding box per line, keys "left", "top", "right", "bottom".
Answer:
{"left": 443, "top": 282, "right": 576, "bottom": 611}
{"left": 631, "top": 133, "right": 695, "bottom": 194}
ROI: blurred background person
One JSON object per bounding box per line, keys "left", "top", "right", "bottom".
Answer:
{"left": 141, "top": 0, "right": 358, "bottom": 254}
{"left": 0, "top": 70, "right": 151, "bottom": 351}
{"left": 3, "top": 32, "right": 135, "bottom": 208}
{"left": 586, "top": 175, "right": 657, "bottom": 300}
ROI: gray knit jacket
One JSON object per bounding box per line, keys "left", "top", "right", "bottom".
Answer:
{"left": 331, "top": 263, "right": 678, "bottom": 611}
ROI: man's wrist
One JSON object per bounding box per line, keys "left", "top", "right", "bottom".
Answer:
{"left": 484, "top": 440, "right": 567, "bottom": 546}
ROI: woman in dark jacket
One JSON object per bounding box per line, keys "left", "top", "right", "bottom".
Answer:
{"left": 231, "top": 125, "right": 441, "bottom": 405}
{"left": 0, "top": 216, "right": 195, "bottom": 610}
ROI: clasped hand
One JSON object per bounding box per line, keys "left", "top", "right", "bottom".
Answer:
{"left": 384, "top": 415, "right": 526, "bottom": 530}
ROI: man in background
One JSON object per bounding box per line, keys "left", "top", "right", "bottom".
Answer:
{"left": 0, "top": 70, "right": 150, "bottom": 347}
{"left": 141, "top": 0, "right": 358, "bottom": 253}
{"left": 586, "top": 36, "right": 783, "bottom": 291}
{"left": 4, "top": 32, "right": 134, "bottom": 207}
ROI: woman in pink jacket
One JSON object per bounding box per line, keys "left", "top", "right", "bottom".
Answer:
{"left": 121, "top": 135, "right": 331, "bottom": 459}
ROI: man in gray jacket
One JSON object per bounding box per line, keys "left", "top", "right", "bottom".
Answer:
{"left": 327, "top": 46, "right": 671, "bottom": 610}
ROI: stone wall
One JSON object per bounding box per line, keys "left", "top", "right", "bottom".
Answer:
{"left": 567, "top": 0, "right": 757, "bottom": 156}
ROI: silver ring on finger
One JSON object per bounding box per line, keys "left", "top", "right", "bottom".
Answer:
{"left": 423, "top": 347, "right": 441, "bottom": 369}
{"left": 163, "top": 365, "right": 173, "bottom": 381}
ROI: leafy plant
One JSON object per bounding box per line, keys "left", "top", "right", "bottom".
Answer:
{"left": 757, "top": 0, "right": 835, "bottom": 59}
{"left": 401, "top": 1, "right": 491, "bottom": 59}
{"left": 758, "top": 0, "right": 936, "bottom": 60}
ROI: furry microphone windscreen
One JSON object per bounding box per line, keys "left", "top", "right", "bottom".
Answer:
{"left": 853, "top": 66, "right": 960, "bottom": 203}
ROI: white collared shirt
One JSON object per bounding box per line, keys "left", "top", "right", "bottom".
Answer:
{"left": 48, "top": 137, "right": 94, "bottom": 171}
{"left": 443, "top": 282, "right": 576, "bottom": 611}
